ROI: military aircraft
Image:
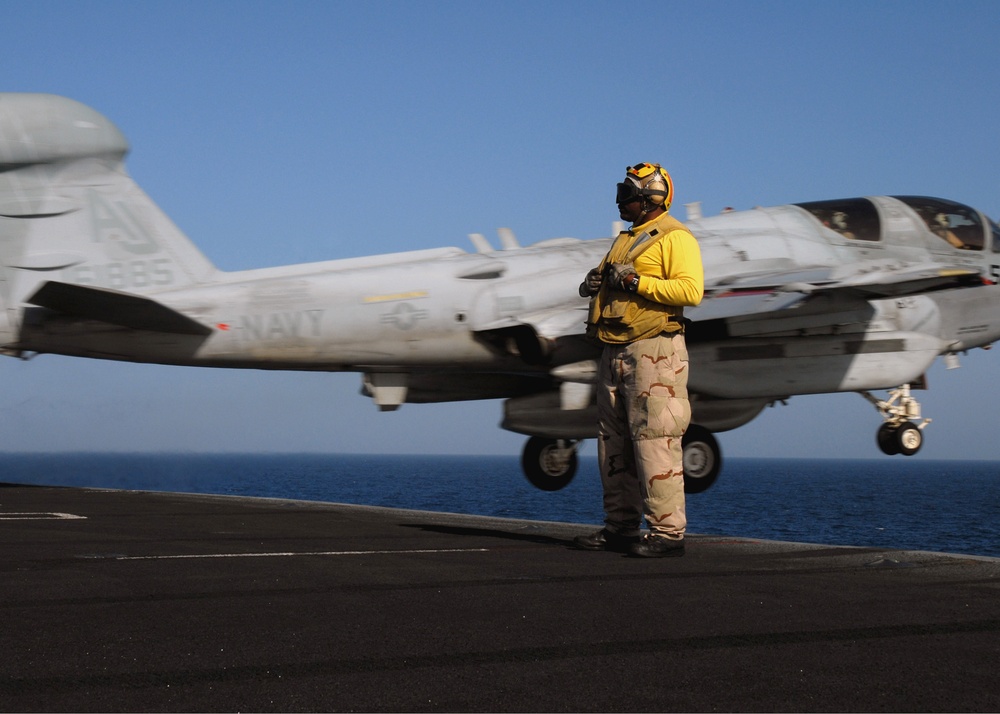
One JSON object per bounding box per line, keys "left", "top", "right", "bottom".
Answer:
{"left": 2, "top": 93, "right": 999, "bottom": 493}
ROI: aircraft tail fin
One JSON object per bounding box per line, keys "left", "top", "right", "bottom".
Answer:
{"left": 0, "top": 94, "right": 219, "bottom": 345}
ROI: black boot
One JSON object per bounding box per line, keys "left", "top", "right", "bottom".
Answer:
{"left": 628, "top": 535, "right": 685, "bottom": 558}
{"left": 572, "top": 528, "right": 640, "bottom": 553}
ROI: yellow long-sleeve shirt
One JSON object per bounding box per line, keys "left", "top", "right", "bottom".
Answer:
{"left": 588, "top": 212, "right": 704, "bottom": 344}
{"left": 631, "top": 215, "right": 704, "bottom": 308}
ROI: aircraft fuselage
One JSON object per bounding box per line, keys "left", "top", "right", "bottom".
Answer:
{"left": 16, "top": 197, "right": 1000, "bottom": 405}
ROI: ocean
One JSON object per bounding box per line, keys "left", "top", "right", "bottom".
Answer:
{"left": 1, "top": 453, "right": 997, "bottom": 558}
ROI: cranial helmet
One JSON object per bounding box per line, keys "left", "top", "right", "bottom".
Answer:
{"left": 616, "top": 163, "right": 673, "bottom": 211}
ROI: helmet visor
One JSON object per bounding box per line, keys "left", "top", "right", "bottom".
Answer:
{"left": 616, "top": 181, "right": 641, "bottom": 205}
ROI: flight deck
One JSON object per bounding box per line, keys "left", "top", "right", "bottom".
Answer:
{"left": 1, "top": 483, "right": 998, "bottom": 712}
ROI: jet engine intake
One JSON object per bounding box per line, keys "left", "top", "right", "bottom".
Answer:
{"left": 476, "top": 324, "right": 550, "bottom": 365}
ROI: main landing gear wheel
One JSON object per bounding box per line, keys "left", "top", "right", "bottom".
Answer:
{"left": 864, "top": 385, "right": 928, "bottom": 458}
{"left": 521, "top": 437, "right": 578, "bottom": 491}
{"left": 876, "top": 423, "right": 900, "bottom": 455}
{"left": 682, "top": 424, "right": 721, "bottom": 494}
{"left": 896, "top": 422, "right": 923, "bottom": 455}
{"left": 877, "top": 421, "right": 923, "bottom": 456}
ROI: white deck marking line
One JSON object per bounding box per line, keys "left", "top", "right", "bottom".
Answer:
{"left": 115, "top": 547, "right": 490, "bottom": 560}
{"left": 0, "top": 512, "right": 87, "bottom": 520}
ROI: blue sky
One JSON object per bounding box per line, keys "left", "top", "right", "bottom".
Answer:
{"left": 1, "top": 1, "right": 999, "bottom": 460}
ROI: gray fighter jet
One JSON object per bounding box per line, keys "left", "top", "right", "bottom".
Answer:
{"left": 3, "top": 94, "right": 998, "bottom": 492}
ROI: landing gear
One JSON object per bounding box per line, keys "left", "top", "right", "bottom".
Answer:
{"left": 864, "top": 384, "right": 929, "bottom": 457}
{"left": 521, "top": 437, "right": 579, "bottom": 491}
{"left": 876, "top": 423, "right": 900, "bottom": 455}
{"left": 519, "top": 424, "right": 725, "bottom": 493}
{"left": 876, "top": 421, "right": 923, "bottom": 456}
{"left": 682, "top": 424, "right": 722, "bottom": 494}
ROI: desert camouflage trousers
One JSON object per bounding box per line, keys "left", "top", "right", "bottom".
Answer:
{"left": 597, "top": 332, "right": 690, "bottom": 539}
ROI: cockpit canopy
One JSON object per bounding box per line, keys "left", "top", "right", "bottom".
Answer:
{"left": 795, "top": 197, "right": 881, "bottom": 241}
{"left": 794, "top": 196, "right": 1000, "bottom": 252}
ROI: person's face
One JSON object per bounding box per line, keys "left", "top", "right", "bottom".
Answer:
{"left": 618, "top": 199, "right": 643, "bottom": 224}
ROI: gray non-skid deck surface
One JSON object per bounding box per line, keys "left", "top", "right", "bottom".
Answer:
{"left": 1, "top": 483, "right": 998, "bottom": 712}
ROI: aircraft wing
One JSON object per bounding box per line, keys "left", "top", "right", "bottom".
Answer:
{"left": 469, "top": 260, "right": 984, "bottom": 339}
{"left": 806, "top": 262, "right": 984, "bottom": 297}
{"left": 476, "top": 300, "right": 590, "bottom": 340}
{"left": 27, "top": 281, "right": 213, "bottom": 336}
{"left": 690, "top": 262, "right": 984, "bottom": 322}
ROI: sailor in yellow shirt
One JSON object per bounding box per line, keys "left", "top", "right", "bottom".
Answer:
{"left": 574, "top": 163, "right": 704, "bottom": 558}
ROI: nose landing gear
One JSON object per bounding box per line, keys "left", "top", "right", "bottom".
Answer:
{"left": 862, "top": 384, "right": 930, "bottom": 456}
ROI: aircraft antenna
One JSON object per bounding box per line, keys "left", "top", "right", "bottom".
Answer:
{"left": 468, "top": 233, "right": 493, "bottom": 253}
{"left": 498, "top": 228, "right": 520, "bottom": 250}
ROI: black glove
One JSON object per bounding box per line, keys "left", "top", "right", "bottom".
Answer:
{"left": 607, "top": 262, "right": 639, "bottom": 293}
{"left": 579, "top": 267, "right": 603, "bottom": 297}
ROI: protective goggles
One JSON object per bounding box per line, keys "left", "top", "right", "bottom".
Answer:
{"left": 616, "top": 180, "right": 642, "bottom": 205}
{"left": 616, "top": 180, "right": 669, "bottom": 206}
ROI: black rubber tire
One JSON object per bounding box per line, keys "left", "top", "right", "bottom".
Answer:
{"left": 521, "top": 437, "right": 577, "bottom": 491}
{"left": 877, "top": 423, "right": 900, "bottom": 455}
{"left": 682, "top": 425, "right": 722, "bottom": 494}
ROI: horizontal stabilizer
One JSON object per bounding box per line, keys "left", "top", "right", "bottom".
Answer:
{"left": 27, "top": 281, "right": 212, "bottom": 336}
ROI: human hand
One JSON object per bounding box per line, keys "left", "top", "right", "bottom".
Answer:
{"left": 607, "top": 263, "right": 639, "bottom": 293}
{"left": 579, "top": 267, "right": 603, "bottom": 297}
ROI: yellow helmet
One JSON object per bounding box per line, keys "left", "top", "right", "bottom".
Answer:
{"left": 616, "top": 162, "right": 673, "bottom": 211}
